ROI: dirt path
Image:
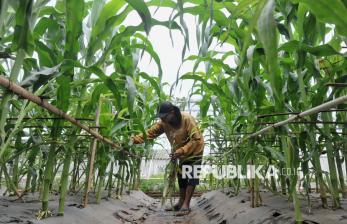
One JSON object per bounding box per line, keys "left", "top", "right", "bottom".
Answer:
{"left": 1, "top": 189, "right": 347, "bottom": 224}
{"left": 109, "top": 195, "right": 210, "bottom": 224}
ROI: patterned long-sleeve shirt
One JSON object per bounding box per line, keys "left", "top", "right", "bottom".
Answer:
{"left": 132, "top": 112, "right": 204, "bottom": 157}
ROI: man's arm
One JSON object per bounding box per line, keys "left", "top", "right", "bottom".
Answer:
{"left": 132, "top": 122, "right": 164, "bottom": 144}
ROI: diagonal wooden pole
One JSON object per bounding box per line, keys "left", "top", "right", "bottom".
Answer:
{"left": 0, "top": 75, "right": 137, "bottom": 157}
{"left": 249, "top": 95, "right": 347, "bottom": 138}
{"left": 226, "top": 94, "right": 347, "bottom": 153}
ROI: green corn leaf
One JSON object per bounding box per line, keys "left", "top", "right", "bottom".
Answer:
{"left": 104, "top": 77, "right": 122, "bottom": 111}
{"left": 126, "top": 76, "right": 137, "bottom": 116}
{"left": 257, "top": 0, "right": 283, "bottom": 104}
{"left": 125, "top": 0, "right": 152, "bottom": 34}
{"left": 91, "top": 84, "right": 108, "bottom": 106}
{"left": 139, "top": 72, "right": 162, "bottom": 99}
{"left": 224, "top": 0, "right": 258, "bottom": 17}
{"left": 12, "top": 0, "right": 34, "bottom": 53}
{"left": 89, "top": 0, "right": 107, "bottom": 28}
{"left": 180, "top": 73, "right": 234, "bottom": 104}
{"left": 177, "top": 0, "right": 190, "bottom": 59}
{"left": 20, "top": 63, "right": 61, "bottom": 89}
{"left": 64, "top": 0, "right": 84, "bottom": 60}
{"left": 147, "top": 0, "right": 176, "bottom": 8}
{"left": 279, "top": 40, "right": 340, "bottom": 56}
{"left": 110, "top": 121, "right": 128, "bottom": 136}
{"left": 91, "top": 0, "right": 125, "bottom": 40}
{"left": 56, "top": 75, "right": 71, "bottom": 111}
{"left": 294, "top": 0, "right": 347, "bottom": 37}
{"left": 131, "top": 43, "right": 163, "bottom": 79}
{"left": 62, "top": 60, "right": 123, "bottom": 110}
{"left": 34, "top": 40, "right": 56, "bottom": 67}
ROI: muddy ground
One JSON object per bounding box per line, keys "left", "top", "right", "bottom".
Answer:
{"left": 0, "top": 188, "right": 347, "bottom": 224}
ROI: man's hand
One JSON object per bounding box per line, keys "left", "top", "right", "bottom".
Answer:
{"left": 170, "top": 152, "right": 182, "bottom": 161}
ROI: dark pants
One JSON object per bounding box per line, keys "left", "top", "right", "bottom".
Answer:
{"left": 177, "top": 156, "right": 202, "bottom": 188}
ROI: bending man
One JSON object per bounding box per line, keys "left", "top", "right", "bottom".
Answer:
{"left": 132, "top": 101, "right": 204, "bottom": 215}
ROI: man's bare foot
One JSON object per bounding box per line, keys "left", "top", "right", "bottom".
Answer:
{"left": 175, "top": 208, "right": 191, "bottom": 216}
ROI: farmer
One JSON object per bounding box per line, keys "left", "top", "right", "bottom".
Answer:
{"left": 131, "top": 101, "right": 204, "bottom": 216}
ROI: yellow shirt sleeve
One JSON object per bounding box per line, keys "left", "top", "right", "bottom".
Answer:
{"left": 132, "top": 122, "right": 164, "bottom": 144}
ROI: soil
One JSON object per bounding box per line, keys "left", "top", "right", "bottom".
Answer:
{"left": 0, "top": 188, "right": 347, "bottom": 224}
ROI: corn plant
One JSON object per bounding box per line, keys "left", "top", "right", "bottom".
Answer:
{"left": 0, "top": 0, "right": 176, "bottom": 218}
{"left": 172, "top": 0, "right": 347, "bottom": 222}
{"left": 1, "top": 1, "right": 347, "bottom": 223}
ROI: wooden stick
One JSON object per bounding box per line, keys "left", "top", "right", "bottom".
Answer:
{"left": 83, "top": 99, "right": 101, "bottom": 208}
{"left": 7, "top": 117, "right": 94, "bottom": 121}
{"left": 325, "top": 83, "right": 347, "bottom": 87}
{"left": 0, "top": 52, "right": 14, "bottom": 59}
{"left": 248, "top": 95, "right": 347, "bottom": 139}
{"left": 0, "top": 75, "right": 137, "bottom": 157}
{"left": 43, "top": 134, "right": 92, "bottom": 137}
{"left": 7, "top": 125, "right": 104, "bottom": 129}
{"left": 227, "top": 131, "right": 347, "bottom": 137}
{"left": 18, "top": 95, "right": 50, "bottom": 99}
{"left": 256, "top": 121, "right": 347, "bottom": 125}
{"left": 223, "top": 95, "right": 347, "bottom": 153}
{"left": 257, "top": 109, "right": 347, "bottom": 118}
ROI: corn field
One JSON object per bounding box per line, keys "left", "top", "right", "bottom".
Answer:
{"left": 0, "top": 0, "right": 347, "bottom": 223}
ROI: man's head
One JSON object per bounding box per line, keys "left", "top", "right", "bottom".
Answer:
{"left": 157, "top": 101, "right": 182, "bottom": 127}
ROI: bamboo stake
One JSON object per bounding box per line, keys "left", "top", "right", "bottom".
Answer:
{"left": 256, "top": 121, "right": 347, "bottom": 125}
{"left": 257, "top": 109, "right": 347, "bottom": 118}
{"left": 226, "top": 95, "right": 347, "bottom": 152}
{"left": 6, "top": 117, "right": 94, "bottom": 121}
{"left": 211, "top": 131, "right": 347, "bottom": 137}
{"left": 252, "top": 95, "right": 347, "bottom": 137}
{"left": 0, "top": 75, "right": 136, "bottom": 157}
{"left": 83, "top": 99, "right": 101, "bottom": 208}
{"left": 7, "top": 125, "right": 104, "bottom": 129}
{"left": 325, "top": 83, "right": 347, "bottom": 87}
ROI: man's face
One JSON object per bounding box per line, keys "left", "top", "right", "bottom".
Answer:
{"left": 160, "top": 110, "right": 175, "bottom": 124}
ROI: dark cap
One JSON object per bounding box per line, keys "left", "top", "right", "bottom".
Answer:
{"left": 157, "top": 101, "right": 175, "bottom": 118}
